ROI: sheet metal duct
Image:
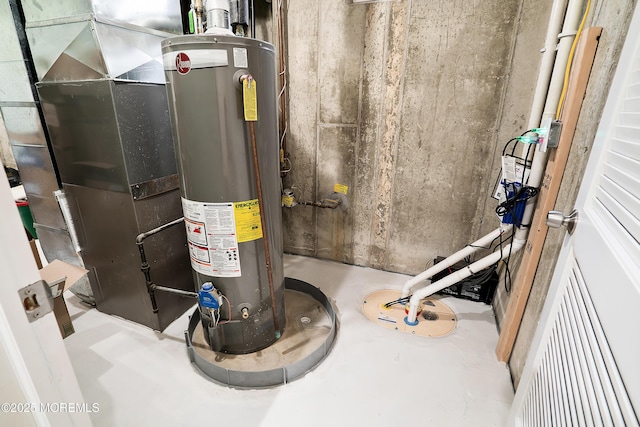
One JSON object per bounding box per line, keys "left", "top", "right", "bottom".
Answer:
{"left": 34, "top": 80, "right": 195, "bottom": 331}
{"left": 25, "top": 17, "right": 169, "bottom": 84}
{"left": 21, "top": 0, "right": 183, "bottom": 35}
{"left": 11, "top": 1, "right": 195, "bottom": 329}
{"left": 0, "top": 0, "right": 93, "bottom": 301}
{"left": 162, "top": 35, "right": 285, "bottom": 353}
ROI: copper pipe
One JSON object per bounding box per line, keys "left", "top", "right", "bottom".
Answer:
{"left": 300, "top": 198, "right": 341, "bottom": 209}
{"left": 248, "top": 120, "right": 281, "bottom": 337}
{"left": 194, "top": 0, "right": 204, "bottom": 34}
{"left": 277, "top": 0, "right": 287, "bottom": 167}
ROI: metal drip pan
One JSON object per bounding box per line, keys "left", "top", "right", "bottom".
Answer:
{"left": 185, "top": 278, "right": 338, "bottom": 388}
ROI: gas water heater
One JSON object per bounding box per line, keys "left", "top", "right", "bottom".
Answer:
{"left": 162, "top": 35, "right": 286, "bottom": 354}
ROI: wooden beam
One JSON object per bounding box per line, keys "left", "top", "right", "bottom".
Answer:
{"left": 496, "top": 27, "right": 603, "bottom": 362}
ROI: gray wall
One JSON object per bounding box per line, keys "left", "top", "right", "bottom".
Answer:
{"left": 282, "top": 0, "right": 544, "bottom": 274}
{"left": 280, "top": 0, "right": 637, "bottom": 389}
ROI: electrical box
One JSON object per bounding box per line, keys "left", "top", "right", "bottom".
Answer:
{"left": 547, "top": 120, "right": 563, "bottom": 148}
{"left": 537, "top": 118, "right": 563, "bottom": 151}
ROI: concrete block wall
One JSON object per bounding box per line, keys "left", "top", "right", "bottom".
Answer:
{"left": 282, "top": 0, "right": 536, "bottom": 275}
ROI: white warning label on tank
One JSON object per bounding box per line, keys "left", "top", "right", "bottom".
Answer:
{"left": 182, "top": 198, "right": 241, "bottom": 277}
{"left": 233, "top": 48, "right": 248, "bottom": 68}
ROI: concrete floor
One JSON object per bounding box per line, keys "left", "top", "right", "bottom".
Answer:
{"left": 63, "top": 254, "right": 514, "bottom": 426}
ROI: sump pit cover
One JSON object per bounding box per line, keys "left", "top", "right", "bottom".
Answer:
{"left": 362, "top": 289, "right": 456, "bottom": 337}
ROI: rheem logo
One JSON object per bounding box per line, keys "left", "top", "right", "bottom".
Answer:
{"left": 176, "top": 52, "right": 191, "bottom": 75}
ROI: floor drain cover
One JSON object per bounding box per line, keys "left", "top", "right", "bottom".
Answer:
{"left": 186, "top": 278, "right": 338, "bottom": 388}
{"left": 362, "top": 289, "right": 456, "bottom": 337}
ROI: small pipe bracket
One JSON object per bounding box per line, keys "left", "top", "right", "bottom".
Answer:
{"left": 557, "top": 30, "right": 578, "bottom": 39}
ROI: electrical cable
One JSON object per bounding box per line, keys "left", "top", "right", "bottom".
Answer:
{"left": 495, "top": 186, "right": 539, "bottom": 223}
{"left": 469, "top": 233, "right": 505, "bottom": 251}
{"left": 423, "top": 258, "right": 434, "bottom": 271}
{"left": 498, "top": 224, "right": 513, "bottom": 294}
{"left": 491, "top": 198, "right": 518, "bottom": 294}
{"left": 492, "top": 130, "right": 539, "bottom": 292}
{"left": 556, "top": 0, "right": 592, "bottom": 119}
{"left": 502, "top": 137, "right": 519, "bottom": 158}
{"left": 383, "top": 296, "right": 411, "bottom": 309}
{"left": 502, "top": 129, "right": 537, "bottom": 158}
{"left": 281, "top": 157, "right": 292, "bottom": 174}
{"left": 503, "top": 236, "right": 514, "bottom": 294}
{"left": 496, "top": 131, "right": 538, "bottom": 227}
{"left": 219, "top": 294, "right": 232, "bottom": 324}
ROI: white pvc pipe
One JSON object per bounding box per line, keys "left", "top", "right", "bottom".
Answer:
{"left": 400, "top": 225, "right": 512, "bottom": 298}
{"left": 404, "top": 0, "right": 587, "bottom": 323}
{"left": 542, "top": 0, "right": 586, "bottom": 120}
{"left": 516, "top": 0, "right": 586, "bottom": 241}
{"left": 194, "top": 0, "right": 205, "bottom": 34}
{"left": 527, "top": 0, "right": 570, "bottom": 131}
{"left": 406, "top": 236, "right": 527, "bottom": 323}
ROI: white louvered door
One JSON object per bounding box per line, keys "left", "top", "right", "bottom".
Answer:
{"left": 509, "top": 5, "right": 640, "bottom": 426}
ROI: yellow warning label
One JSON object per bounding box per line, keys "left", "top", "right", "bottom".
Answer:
{"left": 234, "top": 199, "right": 262, "bottom": 242}
{"left": 243, "top": 79, "right": 258, "bottom": 121}
{"left": 333, "top": 183, "right": 349, "bottom": 195}
{"left": 282, "top": 195, "right": 295, "bottom": 207}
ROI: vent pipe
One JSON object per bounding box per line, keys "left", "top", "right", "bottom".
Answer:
{"left": 205, "top": 0, "right": 233, "bottom": 35}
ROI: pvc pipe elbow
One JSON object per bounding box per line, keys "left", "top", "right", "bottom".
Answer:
{"left": 511, "top": 236, "right": 526, "bottom": 252}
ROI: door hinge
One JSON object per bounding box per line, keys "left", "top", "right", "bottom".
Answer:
{"left": 19, "top": 279, "right": 55, "bottom": 322}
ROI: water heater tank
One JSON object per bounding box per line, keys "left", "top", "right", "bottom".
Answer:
{"left": 162, "top": 35, "right": 285, "bottom": 354}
